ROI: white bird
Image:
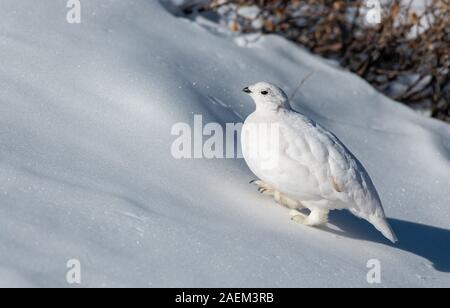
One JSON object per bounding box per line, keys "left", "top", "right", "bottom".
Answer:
{"left": 241, "top": 82, "right": 398, "bottom": 243}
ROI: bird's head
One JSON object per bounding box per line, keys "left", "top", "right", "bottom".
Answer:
{"left": 243, "top": 82, "right": 291, "bottom": 112}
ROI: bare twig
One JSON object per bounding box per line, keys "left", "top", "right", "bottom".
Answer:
{"left": 290, "top": 71, "right": 314, "bottom": 101}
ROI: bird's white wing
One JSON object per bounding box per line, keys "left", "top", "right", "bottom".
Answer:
{"left": 279, "top": 111, "right": 384, "bottom": 217}
{"left": 280, "top": 112, "right": 398, "bottom": 243}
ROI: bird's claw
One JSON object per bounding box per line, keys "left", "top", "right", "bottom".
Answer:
{"left": 290, "top": 210, "right": 307, "bottom": 224}
{"left": 258, "top": 187, "right": 267, "bottom": 194}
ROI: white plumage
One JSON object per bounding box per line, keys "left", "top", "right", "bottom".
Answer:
{"left": 241, "top": 82, "right": 398, "bottom": 243}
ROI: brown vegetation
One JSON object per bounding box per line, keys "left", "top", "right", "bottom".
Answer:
{"left": 188, "top": 1, "right": 450, "bottom": 122}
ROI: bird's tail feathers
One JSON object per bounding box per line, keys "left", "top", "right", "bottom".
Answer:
{"left": 368, "top": 215, "right": 398, "bottom": 244}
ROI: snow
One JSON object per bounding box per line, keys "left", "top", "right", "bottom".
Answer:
{"left": 0, "top": 0, "right": 449, "bottom": 287}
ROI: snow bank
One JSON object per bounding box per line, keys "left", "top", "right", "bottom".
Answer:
{"left": 0, "top": 0, "right": 449, "bottom": 287}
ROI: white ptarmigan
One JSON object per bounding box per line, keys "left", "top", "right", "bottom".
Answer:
{"left": 241, "top": 82, "right": 398, "bottom": 243}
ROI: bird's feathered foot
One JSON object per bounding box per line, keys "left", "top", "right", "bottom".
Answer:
{"left": 250, "top": 180, "right": 300, "bottom": 209}
{"left": 250, "top": 180, "right": 274, "bottom": 195}
{"left": 290, "top": 209, "right": 329, "bottom": 226}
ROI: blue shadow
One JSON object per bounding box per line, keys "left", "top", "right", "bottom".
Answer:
{"left": 323, "top": 211, "right": 450, "bottom": 272}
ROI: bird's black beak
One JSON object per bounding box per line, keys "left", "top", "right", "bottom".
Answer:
{"left": 243, "top": 87, "right": 252, "bottom": 94}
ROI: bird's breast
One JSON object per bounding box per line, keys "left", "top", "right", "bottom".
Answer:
{"left": 242, "top": 117, "right": 317, "bottom": 194}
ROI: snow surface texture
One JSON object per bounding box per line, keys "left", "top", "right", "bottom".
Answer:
{"left": 0, "top": 0, "right": 449, "bottom": 287}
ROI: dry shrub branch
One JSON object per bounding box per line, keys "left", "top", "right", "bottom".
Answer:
{"left": 192, "top": 0, "right": 450, "bottom": 122}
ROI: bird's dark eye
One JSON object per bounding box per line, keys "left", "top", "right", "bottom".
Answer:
{"left": 261, "top": 90, "right": 268, "bottom": 95}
